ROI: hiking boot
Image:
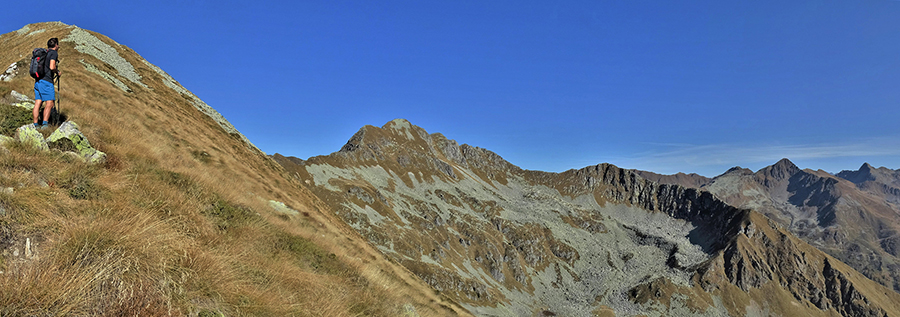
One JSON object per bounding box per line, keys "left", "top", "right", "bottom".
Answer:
{"left": 39, "top": 124, "right": 49, "bottom": 130}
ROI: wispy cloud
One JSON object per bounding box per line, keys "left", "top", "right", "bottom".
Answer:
{"left": 601, "top": 136, "right": 900, "bottom": 176}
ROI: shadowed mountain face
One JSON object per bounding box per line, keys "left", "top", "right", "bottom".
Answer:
{"left": 838, "top": 163, "right": 900, "bottom": 205}
{"left": 276, "top": 119, "right": 900, "bottom": 316}
{"left": 647, "top": 159, "right": 900, "bottom": 296}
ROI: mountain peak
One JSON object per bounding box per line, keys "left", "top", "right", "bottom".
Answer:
{"left": 837, "top": 163, "right": 876, "bottom": 185}
{"left": 723, "top": 166, "right": 753, "bottom": 176}
{"left": 774, "top": 158, "right": 797, "bottom": 169}
{"left": 339, "top": 119, "right": 426, "bottom": 154}
{"left": 382, "top": 118, "right": 414, "bottom": 129}
{"left": 756, "top": 158, "right": 800, "bottom": 181}
{"left": 860, "top": 162, "right": 874, "bottom": 172}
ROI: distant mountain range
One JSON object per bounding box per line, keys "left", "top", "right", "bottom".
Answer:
{"left": 275, "top": 119, "right": 900, "bottom": 316}
{"left": 639, "top": 159, "right": 900, "bottom": 295}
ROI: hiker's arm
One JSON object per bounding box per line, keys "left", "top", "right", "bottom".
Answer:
{"left": 49, "top": 59, "right": 60, "bottom": 75}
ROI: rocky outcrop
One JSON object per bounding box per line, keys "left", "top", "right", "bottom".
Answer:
{"left": 47, "top": 121, "right": 107, "bottom": 164}
{"left": 0, "top": 62, "right": 17, "bottom": 82}
{"left": 3, "top": 90, "right": 37, "bottom": 110}
{"left": 9, "top": 122, "right": 106, "bottom": 164}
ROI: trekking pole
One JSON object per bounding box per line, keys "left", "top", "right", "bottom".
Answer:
{"left": 55, "top": 73, "right": 60, "bottom": 124}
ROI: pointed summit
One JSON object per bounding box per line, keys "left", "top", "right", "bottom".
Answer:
{"left": 860, "top": 162, "right": 874, "bottom": 172}
{"left": 837, "top": 163, "right": 877, "bottom": 185}
{"left": 757, "top": 158, "right": 800, "bottom": 181}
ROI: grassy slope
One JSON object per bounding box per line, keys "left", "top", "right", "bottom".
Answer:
{"left": 0, "top": 22, "right": 467, "bottom": 316}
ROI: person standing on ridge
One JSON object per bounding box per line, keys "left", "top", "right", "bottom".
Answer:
{"left": 33, "top": 37, "right": 60, "bottom": 129}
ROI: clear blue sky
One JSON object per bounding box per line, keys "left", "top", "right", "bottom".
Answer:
{"left": 4, "top": 1, "right": 899, "bottom": 176}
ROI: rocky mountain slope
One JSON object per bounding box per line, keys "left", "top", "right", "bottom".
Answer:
{"left": 838, "top": 163, "right": 900, "bottom": 205}
{"left": 0, "top": 22, "right": 466, "bottom": 316}
{"left": 276, "top": 119, "right": 900, "bottom": 316}
{"left": 644, "top": 159, "right": 900, "bottom": 296}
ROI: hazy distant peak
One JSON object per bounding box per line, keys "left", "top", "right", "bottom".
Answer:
{"left": 860, "top": 162, "right": 874, "bottom": 172}
{"left": 756, "top": 158, "right": 800, "bottom": 180}
{"left": 723, "top": 166, "right": 753, "bottom": 176}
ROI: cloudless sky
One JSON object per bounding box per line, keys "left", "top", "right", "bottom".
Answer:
{"left": 3, "top": 1, "right": 899, "bottom": 176}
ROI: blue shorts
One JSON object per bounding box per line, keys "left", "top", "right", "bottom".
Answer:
{"left": 34, "top": 79, "right": 55, "bottom": 101}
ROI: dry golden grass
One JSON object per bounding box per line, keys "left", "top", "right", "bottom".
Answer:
{"left": 0, "top": 22, "right": 468, "bottom": 317}
{"left": 0, "top": 134, "right": 409, "bottom": 316}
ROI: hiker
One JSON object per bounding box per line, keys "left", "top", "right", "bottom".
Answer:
{"left": 33, "top": 37, "right": 60, "bottom": 129}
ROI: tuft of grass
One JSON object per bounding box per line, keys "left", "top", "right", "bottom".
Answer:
{"left": 191, "top": 149, "right": 212, "bottom": 164}
{"left": 273, "top": 231, "right": 346, "bottom": 275}
{"left": 198, "top": 309, "right": 224, "bottom": 317}
{"left": 152, "top": 169, "right": 207, "bottom": 200}
{"left": 202, "top": 199, "right": 257, "bottom": 231}
{"left": 0, "top": 103, "right": 32, "bottom": 136}
{"left": 57, "top": 164, "right": 106, "bottom": 200}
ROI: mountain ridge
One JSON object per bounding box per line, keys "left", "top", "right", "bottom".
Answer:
{"left": 637, "top": 156, "right": 900, "bottom": 296}
{"left": 275, "top": 118, "right": 900, "bottom": 316}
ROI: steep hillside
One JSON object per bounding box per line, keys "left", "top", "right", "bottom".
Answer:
{"left": 276, "top": 119, "right": 900, "bottom": 316}
{"left": 651, "top": 159, "right": 900, "bottom": 295}
{"left": 0, "top": 22, "right": 467, "bottom": 316}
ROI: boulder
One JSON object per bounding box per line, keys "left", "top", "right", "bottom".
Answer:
{"left": 47, "top": 121, "right": 107, "bottom": 164}
{"left": 15, "top": 124, "right": 48, "bottom": 151}
{"left": 8, "top": 90, "right": 34, "bottom": 110}
{"left": 9, "top": 90, "right": 30, "bottom": 103}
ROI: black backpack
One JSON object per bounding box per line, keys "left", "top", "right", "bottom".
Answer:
{"left": 29, "top": 48, "right": 48, "bottom": 80}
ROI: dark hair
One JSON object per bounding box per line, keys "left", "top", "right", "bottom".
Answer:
{"left": 47, "top": 38, "right": 59, "bottom": 48}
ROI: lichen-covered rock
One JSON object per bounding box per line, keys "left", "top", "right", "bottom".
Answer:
{"left": 47, "top": 121, "right": 107, "bottom": 164}
{"left": 8, "top": 90, "right": 34, "bottom": 110}
{"left": 15, "top": 124, "right": 48, "bottom": 151}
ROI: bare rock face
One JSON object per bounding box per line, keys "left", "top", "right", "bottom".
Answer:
{"left": 661, "top": 159, "right": 900, "bottom": 295}
{"left": 275, "top": 119, "right": 900, "bottom": 316}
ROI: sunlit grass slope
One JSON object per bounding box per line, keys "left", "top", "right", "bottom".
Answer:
{"left": 0, "top": 22, "right": 467, "bottom": 316}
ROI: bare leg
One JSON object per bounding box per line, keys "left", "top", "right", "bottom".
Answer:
{"left": 43, "top": 100, "right": 54, "bottom": 123}
{"left": 33, "top": 100, "right": 42, "bottom": 124}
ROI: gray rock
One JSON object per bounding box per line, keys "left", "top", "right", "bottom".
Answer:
{"left": 9, "top": 90, "right": 30, "bottom": 103}
{"left": 5, "top": 90, "right": 34, "bottom": 110}
{"left": 47, "top": 121, "right": 107, "bottom": 165}
{"left": 268, "top": 200, "right": 300, "bottom": 216}
{"left": 15, "top": 124, "right": 48, "bottom": 151}
{"left": 0, "top": 63, "right": 16, "bottom": 82}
